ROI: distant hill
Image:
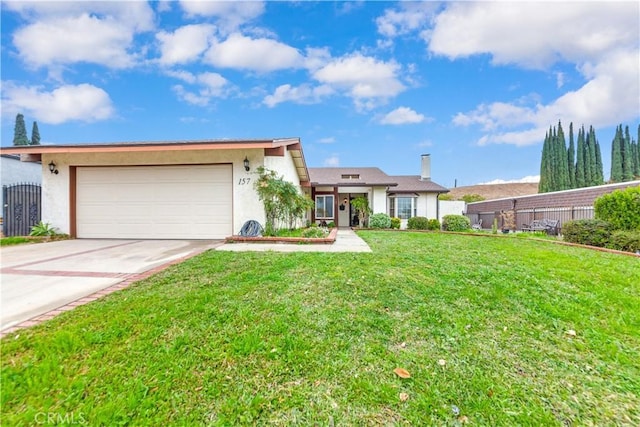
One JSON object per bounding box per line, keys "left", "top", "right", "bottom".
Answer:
{"left": 445, "top": 183, "right": 539, "bottom": 201}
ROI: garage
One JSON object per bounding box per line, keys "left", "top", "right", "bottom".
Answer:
{"left": 76, "top": 165, "right": 232, "bottom": 239}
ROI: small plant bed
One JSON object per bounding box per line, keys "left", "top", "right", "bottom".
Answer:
{"left": 227, "top": 227, "right": 338, "bottom": 244}
{"left": 0, "top": 234, "right": 70, "bottom": 246}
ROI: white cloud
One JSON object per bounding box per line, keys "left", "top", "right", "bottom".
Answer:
{"left": 376, "top": 2, "right": 436, "bottom": 38}
{"left": 313, "top": 53, "right": 405, "bottom": 111}
{"left": 205, "top": 33, "right": 303, "bottom": 72}
{"left": 1, "top": 83, "right": 114, "bottom": 124}
{"left": 427, "top": 2, "right": 640, "bottom": 146}
{"left": 156, "top": 24, "right": 216, "bottom": 65}
{"left": 263, "top": 84, "right": 334, "bottom": 108}
{"left": 8, "top": 2, "right": 154, "bottom": 69}
{"left": 380, "top": 107, "right": 427, "bottom": 125}
{"left": 318, "top": 137, "right": 336, "bottom": 144}
{"left": 478, "top": 176, "right": 540, "bottom": 185}
{"left": 179, "top": 1, "right": 265, "bottom": 33}
{"left": 427, "top": 2, "right": 638, "bottom": 69}
{"left": 324, "top": 155, "right": 340, "bottom": 167}
{"left": 170, "top": 71, "right": 229, "bottom": 106}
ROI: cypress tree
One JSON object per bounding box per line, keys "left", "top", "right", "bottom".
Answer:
{"left": 610, "top": 125, "right": 623, "bottom": 182}
{"left": 594, "top": 132, "right": 604, "bottom": 185}
{"left": 550, "top": 126, "right": 558, "bottom": 191}
{"left": 555, "top": 121, "right": 570, "bottom": 190}
{"left": 13, "top": 113, "right": 29, "bottom": 146}
{"left": 587, "top": 126, "right": 598, "bottom": 186}
{"left": 30, "top": 121, "right": 41, "bottom": 145}
{"left": 622, "top": 125, "right": 633, "bottom": 181}
{"left": 567, "top": 122, "right": 576, "bottom": 188}
{"left": 575, "top": 126, "right": 586, "bottom": 188}
{"left": 633, "top": 125, "right": 640, "bottom": 178}
{"left": 583, "top": 127, "right": 592, "bottom": 186}
{"left": 539, "top": 131, "right": 550, "bottom": 193}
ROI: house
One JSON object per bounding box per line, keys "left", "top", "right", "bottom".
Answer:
{"left": 0, "top": 139, "right": 307, "bottom": 239}
{"left": 0, "top": 140, "right": 448, "bottom": 238}
{"left": 309, "top": 154, "right": 449, "bottom": 228}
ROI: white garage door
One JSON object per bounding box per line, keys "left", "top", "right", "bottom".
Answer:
{"left": 76, "top": 165, "right": 232, "bottom": 239}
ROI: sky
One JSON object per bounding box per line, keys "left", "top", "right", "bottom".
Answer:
{"left": 1, "top": 1, "right": 639, "bottom": 188}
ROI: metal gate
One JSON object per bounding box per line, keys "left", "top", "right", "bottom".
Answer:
{"left": 2, "top": 183, "right": 41, "bottom": 237}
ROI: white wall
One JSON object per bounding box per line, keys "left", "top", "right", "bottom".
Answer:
{"left": 439, "top": 200, "right": 466, "bottom": 222}
{"left": 41, "top": 149, "right": 300, "bottom": 236}
{"left": 371, "top": 187, "right": 388, "bottom": 214}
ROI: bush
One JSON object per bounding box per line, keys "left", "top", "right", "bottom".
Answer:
{"left": 302, "top": 227, "right": 328, "bottom": 238}
{"left": 369, "top": 213, "right": 392, "bottom": 229}
{"left": 562, "top": 219, "right": 613, "bottom": 247}
{"left": 442, "top": 215, "right": 471, "bottom": 232}
{"left": 390, "top": 217, "right": 401, "bottom": 229}
{"left": 594, "top": 187, "right": 640, "bottom": 231}
{"left": 407, "top": 216, "right": 429, "bottom": 230}
{"left": 30, "top": 221, "right": 58, "bottom": 237}
{"left": 606, "top": 230, "right": 640, "bottom": 253}
{"left": 428, "top": 219, "right": 441, "bottom": 231}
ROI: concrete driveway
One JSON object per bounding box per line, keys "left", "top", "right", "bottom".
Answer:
{"left": 1, "top": 239, "right": 222, "bottom": 334}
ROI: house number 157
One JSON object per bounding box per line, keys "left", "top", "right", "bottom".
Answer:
{"left": 238, "top": 178, "right": 251, "bottom": 185}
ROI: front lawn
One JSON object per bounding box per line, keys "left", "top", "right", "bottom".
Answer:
{"left": 1, "top": 231, "right": 638, "bottom": 425}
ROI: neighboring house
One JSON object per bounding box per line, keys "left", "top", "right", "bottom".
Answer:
{"left": 0, "top": 141, "right": 448, "bottom": 238}
{"left": 1, "top": 154, "right": 42, "bottom": 221}
{"left": 0, "top": 139, "right": 307, "bottom": 239}
{"left": 309, "top": 154, "right": 449, "bottom": 228}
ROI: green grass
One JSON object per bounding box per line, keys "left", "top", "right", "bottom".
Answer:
{"left": 2, "top": 231, "right": 639, "bottom": 425}
{"left": 0, "top": 236, "right": 31, "bottom": 246}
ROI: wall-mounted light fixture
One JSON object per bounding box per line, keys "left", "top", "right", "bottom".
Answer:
{"left": 48, "top": 161, "right": 59, "bottom": 175}
{"left": 243, "top": 156, "right": 250, "bottom": 172}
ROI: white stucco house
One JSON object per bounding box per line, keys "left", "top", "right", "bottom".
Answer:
{"left": 308, "top": 154, "right": 449, "bottom": 228}
{"left": 0, "top": 139, "right": 307, "bottom": 239}
{"left": 0, "top": 139, "right": 448, "bottom": 238}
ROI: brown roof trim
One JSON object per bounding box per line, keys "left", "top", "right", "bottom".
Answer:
{"left": 0, "top": 138, "right": 300, "bottom": 155}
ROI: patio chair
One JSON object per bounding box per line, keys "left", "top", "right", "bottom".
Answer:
{"left": 471, "top": 219, "right": 483, "bottom": 230}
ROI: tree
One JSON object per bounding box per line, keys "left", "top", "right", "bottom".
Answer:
{"left": 588, "top": 126, "right": 603, "bottom": 186}
{"left": 30, "top": 121, "right": 41, "bottom": 145}
{"left": 13, "top": 113, "right": 29, "bottom": 146}
{"left": 610, "top": 125, "right": 624, "bottom": 182}
{"left": 538, "top": 130, "right": 551, "bottom": 193}
{"left": 555, "top": 121, "right": 570, "bottom": 190}
{"left": 567, "top": 123, "right": 576, "bottom": 188}
{"left": 622, "top": 125, "right": 633, "bottom": 181}
{"left": 575, "top": 125, "right": 586, "bottom": 188}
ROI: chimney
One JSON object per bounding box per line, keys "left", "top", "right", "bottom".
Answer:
{"left": 420, "top": 154, "right": 431, "bottom": 181}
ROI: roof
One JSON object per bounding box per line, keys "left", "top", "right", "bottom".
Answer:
{"left": 387, "top": 175, "right": 449, "bottom": 193}
{"left": 308, "top": 167, "right": 399, "bottom": 187}
{"left": 308, "top": 168, "right": 449, "bottom": 193}
{"left": 0, "top": 137, "right": 309, "bottom": 183}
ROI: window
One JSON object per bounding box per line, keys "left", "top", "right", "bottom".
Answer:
{"left": 315, "top": 195, "right": 334, "bottom": 219}
{"left": 391, "top": 197, "right": 417, "bottom": 219}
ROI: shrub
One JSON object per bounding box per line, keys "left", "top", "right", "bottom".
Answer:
{"left": 369, "top": 213, "right": 392, "bottom": 229}
{"left": 460, "top": 194, "right": 485, "bottom": 203}
{"left": 407, "top": 216, "right": 429, "bottom": 230}
{"left": 562, "top": 219, "right": 612, "bottom": 247}
{"left": 30, "top": 221, "right": 58, "bottom": 237}
{"left": 327, "top": 221, "right": 335, "bottom": 228}
{"left": 594, "top": 187, "right": 640, "bottom": 231}
{"left": 427, "top": 219, "right": 441, "bottom": 231}
{"left": 442, "top": 215, "right": 471, "bottom": 232}
{"left": 606, "top": 230, "right": 640, "bottom": 253}
{"left": 390, "top": 217, "right": 401, "bottom": 229}
{"left": 302, "top": 227, "right": 328, "bottom": 238}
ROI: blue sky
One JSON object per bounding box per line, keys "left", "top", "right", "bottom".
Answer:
{"left": 1, "top": 1, "right": 638, "bottom": 187}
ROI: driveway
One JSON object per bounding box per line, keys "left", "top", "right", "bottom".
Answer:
{"left": 1, "top": 239, "right": 222, "bottom": 333}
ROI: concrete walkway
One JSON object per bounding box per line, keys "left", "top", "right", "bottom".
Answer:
{"left": 1, "top": 239, "right": 222, "bottom": 336}
{"left": 216, "top": 229, "right": 372, "bottom": 253}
